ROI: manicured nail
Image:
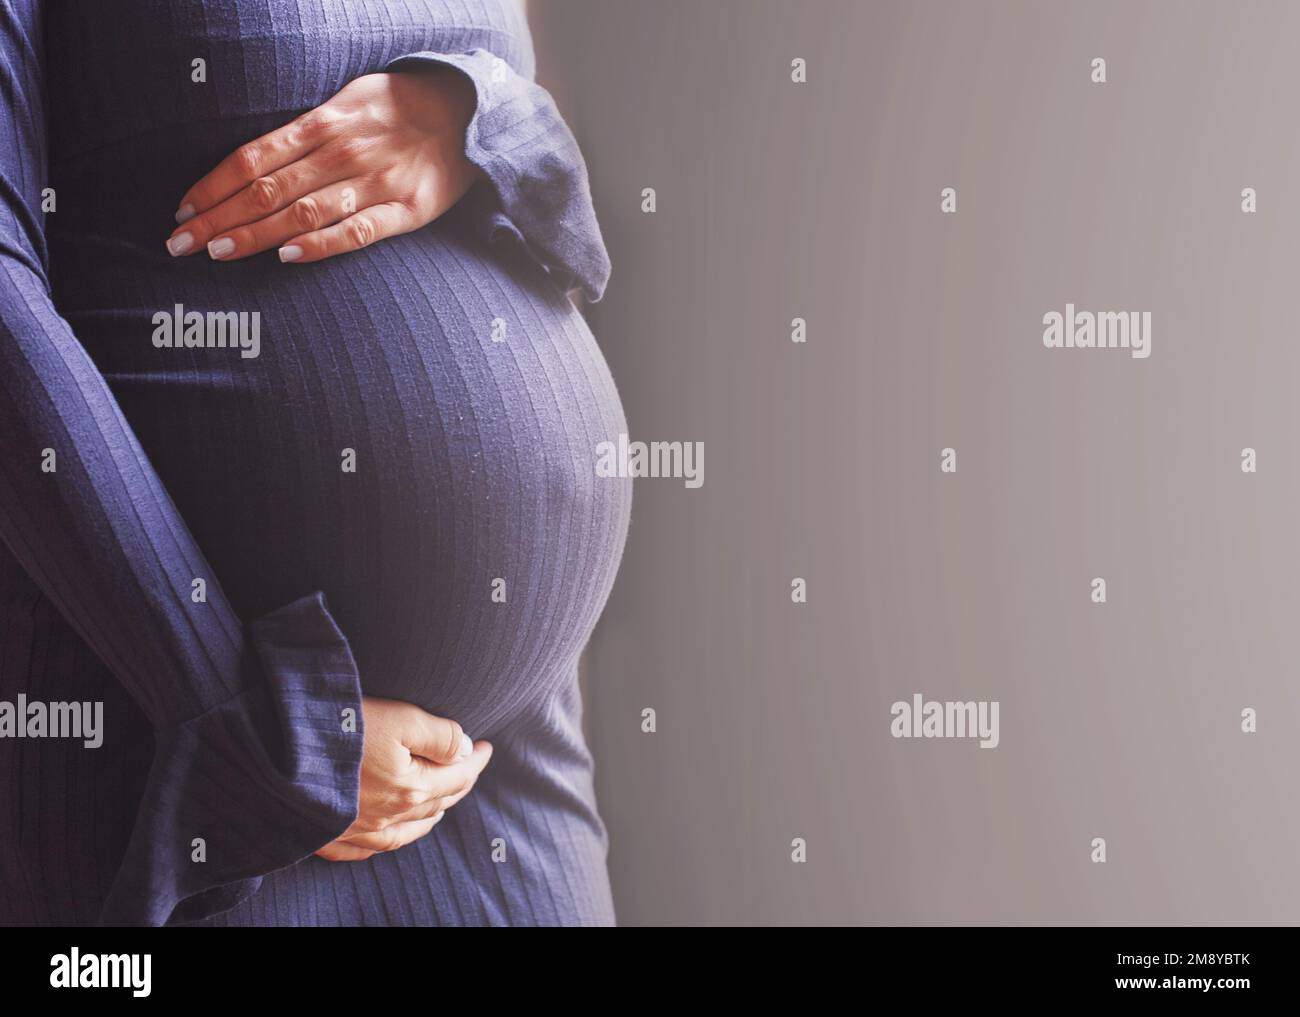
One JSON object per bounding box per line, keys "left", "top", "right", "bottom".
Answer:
{"left": 175, "top": 203, "right": 196, "bottom": 224}
{"left": 166, "top": 232, "right": 194, "bottom": 256}
{"left": 278, "top": 244, "right": 303, "bottom": 263}
{"left": 458, "top": 733, "right": 473, "bottom": 758}
{"left": 208, "top": 237, "right": 236, "bottom": 260}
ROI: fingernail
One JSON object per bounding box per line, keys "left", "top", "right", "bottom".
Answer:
{"left": 208, "top": 237, "right": 236, "bottom": 260}
{"left": 166, "top": 232, "right": 194, "bottom": 256}
{"left": 175, "top": 203, "right": 196, "bottom": 224}
{"left": 458, "top": 733, "right": 473, "bottom": 758}
{"left": 279, "top": 244, "right": 303, "bottom": 263}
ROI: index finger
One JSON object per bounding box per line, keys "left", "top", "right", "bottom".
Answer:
{"left": 402, "top": 710, "right": 471, "bottom": 764}
{"left": 175, "top": 108, "right": 331, "bottom": 222}
{"left": 407, "top": 741, "right": 494, "bottom": 798}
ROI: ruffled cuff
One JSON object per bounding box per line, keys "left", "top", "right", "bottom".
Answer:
{"left": 97, "top": 592, "right": 365, "bottom": 927}
{"left": 385, "top": 48, "right": 612, "bottom": 303}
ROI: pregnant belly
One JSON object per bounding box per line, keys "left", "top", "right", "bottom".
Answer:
{"left": 53, "top": 223, "right": 632, "bottom": 736}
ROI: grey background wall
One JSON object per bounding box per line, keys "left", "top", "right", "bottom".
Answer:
{"left": 531, "top": 0, "right": 1300, "bottom": 925}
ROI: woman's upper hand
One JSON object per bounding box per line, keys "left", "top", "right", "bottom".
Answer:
{"left": 166, "top": 67, "right": 482, "bottom": 265}
{"left": 315, "top": 695, "right": 493, "bottom": 862}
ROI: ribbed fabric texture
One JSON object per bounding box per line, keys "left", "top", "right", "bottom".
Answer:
{"left": 0, "top": 0, "right": 630, "bottom": 926}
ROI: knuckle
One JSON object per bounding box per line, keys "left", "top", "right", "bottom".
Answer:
{"left": 371, "top": 165, "right": 402, "bottom": 193}
{"left": 346, "top": 214, "right": 375, "bottom": 248}
{"left": 294, "top": 109, "right": 331, "bottom": 141}
{"left": 412, "top": 184, "right": 436, "bottom": 214}
{"left": 281, "top": 123, "right": 307, "bottom": 152}
{"left": 314, "top": 105, "right": 345, "bottom": 131}
{"left": 249, "top": 175, "right": 281, "bottom": 212}
{"left": 233, "top": 144, "right": 263, "bottom": 180}
{"left": 291, "top": 195, "right": 321, "bottom": 230}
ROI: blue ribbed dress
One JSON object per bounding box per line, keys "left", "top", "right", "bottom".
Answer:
{"left": 0, "top": 0, "right": 631, "bottom": 926}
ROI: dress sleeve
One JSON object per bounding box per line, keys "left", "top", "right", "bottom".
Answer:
{"left": 385, "top": 46, "right": 612, "bottom": 303}
{"left": 0, "top": 0, "right": 364, "bottom": 927}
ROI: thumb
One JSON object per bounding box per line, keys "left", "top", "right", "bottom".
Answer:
{"left": 403, "top": 710, "right": 472, "bottom": 764}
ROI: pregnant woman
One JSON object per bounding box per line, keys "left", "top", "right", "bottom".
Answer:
{"left": 0, "top": 0, "right": 631, "bottom": 926}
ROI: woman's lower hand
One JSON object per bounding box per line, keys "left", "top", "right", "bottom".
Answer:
{"left": 315, "top": 695, "right": 493, "bottom": 862}
{"left": 165, "top": 66, "right": 482, "bottom": 265}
